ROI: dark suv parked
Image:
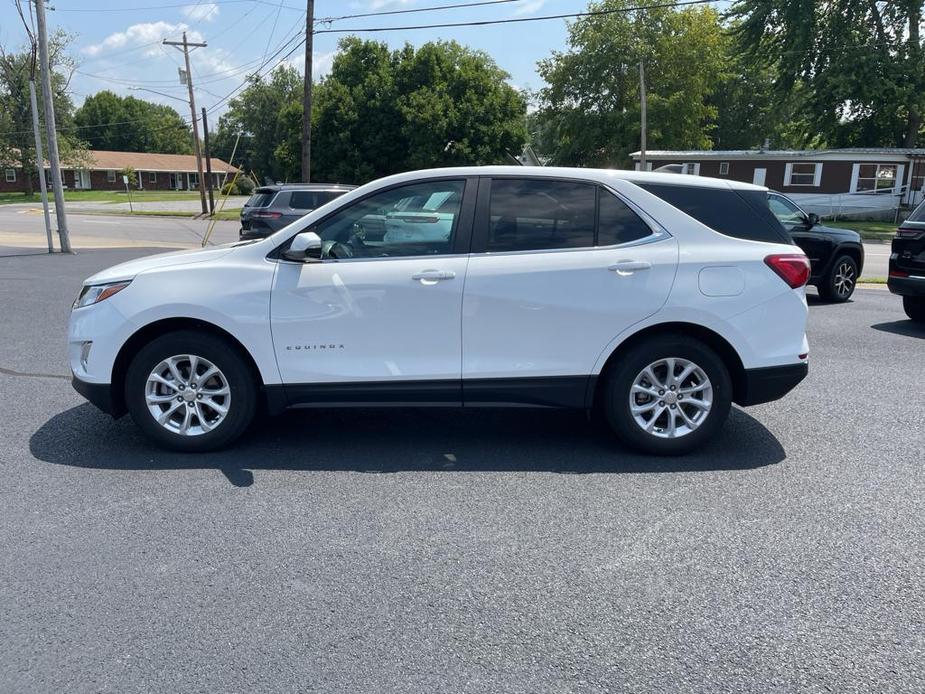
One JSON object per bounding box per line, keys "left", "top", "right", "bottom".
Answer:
{"left": 239, "top": 184, "right": 355, "bottom": 239}
{"left": 767, "top": 192, "right": 864, "bottom": 302}
{"left": 888, "top": 199, "right": 925, "bottom": 322}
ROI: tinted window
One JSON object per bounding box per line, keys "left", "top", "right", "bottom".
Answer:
{"left": 314, "top": 180, "right": 465, "bottom": 258}
{"left": 638, "top": 183, "right": 791, "bottom": 244}
{"left": 246, "top": 192, "right": 274, "bottom": 208}
{"left": 289, "top": 190, "right": 344, "bottom": 210}
{"left": 488, "top": 179, "right": 595, "bottom": 252}
{"left": 905, "top": 199, "right": 925, "bottom": 223}
{"left": 598, "top": 190, "right": 652, "bottom": 245}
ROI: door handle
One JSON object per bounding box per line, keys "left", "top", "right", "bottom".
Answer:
{"left": 412, "top": 269, "right": 456, "bottom": 282}
{"left": 608, "top": 260, "right": 652, "bottom": 275}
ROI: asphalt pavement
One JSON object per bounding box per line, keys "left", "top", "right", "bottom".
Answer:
{"left": 1, "top": 248, "right": 923, "bottom": 693}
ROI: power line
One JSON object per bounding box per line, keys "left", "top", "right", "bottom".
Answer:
{"left": 313, "top": 0, "right": 719, "bottom": 35}
{"left": 316, "top": 0, "right": 523, "bottom": 24}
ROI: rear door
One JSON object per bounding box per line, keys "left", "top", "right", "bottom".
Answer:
{"left": 461, "top": 176, "right": 678, "bottom": 406}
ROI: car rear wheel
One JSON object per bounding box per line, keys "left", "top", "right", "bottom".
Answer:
{"left": 125, "top": 330, "right": 257, "bottom": 452}
{"left": 904, "top": 296, "right": 925, "bottom": 323}
{"left": 602, "top": 337, "right": 732, "bottom": 455}
{"left": 819, "top": 255, "right": 858, "bottom": 302}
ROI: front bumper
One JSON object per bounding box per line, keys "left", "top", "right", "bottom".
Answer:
{"left": 737, "top": 362, "right": 808, "bottom": 406}
{"left": 888, "top": 275, "right": 925, "bottom": 297}
{"left": 72, "top": 375, "right": 122, "bottom": 417}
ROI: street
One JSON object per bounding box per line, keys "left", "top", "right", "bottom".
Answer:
{"left": 0, "top": 244, "right": 923, "bottom": 693}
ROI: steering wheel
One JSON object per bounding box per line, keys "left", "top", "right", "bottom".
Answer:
{"left": 321, "top": 240, "right": 353, "bottom": 259}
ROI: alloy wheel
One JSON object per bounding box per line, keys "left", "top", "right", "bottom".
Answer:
{"left": 145, "top": 354, "right": 231, "bottom": 436}
{"left": 629, "top": 357, "right": 713, "bottom": 439}
{"left": 834, "top": 261, "right": 856, "bottom": 298}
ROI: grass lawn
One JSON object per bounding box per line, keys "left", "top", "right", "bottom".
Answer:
{"left": 0, "top": 190, "right": 203, "bottom": 205}
{"left": 828, "top": 220, "right": 898, "bottom": 240}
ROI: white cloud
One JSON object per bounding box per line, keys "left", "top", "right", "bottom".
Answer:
{"left": 83, "top": 22, "right": 204, "bottom": 57}
{"left": 181, "top": 2, "right": 220, "bottom": 22}
{"left": 285, "top": 50, "right": 336, "bottom": 79}
{"left": 513, "top": 0, "right": 546, "bottom": 15}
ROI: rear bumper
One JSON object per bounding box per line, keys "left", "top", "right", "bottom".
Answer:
{"left": 71, "top": 375, "right": 121, "bottom": 417}
{"left": 888, "top": 275, "right": 925, "bottom": 297}
{"left": 737, "top": 362, "right": 808, "bottom": 406}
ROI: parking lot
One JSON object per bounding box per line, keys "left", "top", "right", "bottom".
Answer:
{"left": 1, "top": 244, "right": 923, "bottom": 693}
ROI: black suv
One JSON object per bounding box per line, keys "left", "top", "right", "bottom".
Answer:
{"left": 239, "top": 183, "right": 356, "bottom": 239}
{"left": 888, "top": 199, "right": 925, "bottom": 322}
{"left": 767, "top": 192, "right": 865, "bottom": 302}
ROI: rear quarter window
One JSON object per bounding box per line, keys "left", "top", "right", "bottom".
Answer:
{"left": 637, "top": 183, "right": 792, "bottom": 244}
{"left": 245, "top": 192, "right": 274, "bottom": 208}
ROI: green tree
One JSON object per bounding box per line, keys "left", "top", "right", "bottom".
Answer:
{"left": 729, "top": 0, "right": 925, "bottom": 147}
{"left": 0, "top": 32, "right": 85, "bottom": 196}
{"left": 73, "top": 91, "right": 192, "bottom": 154}
{"left": 211, "top": 65, "right": 303, "bottom": 183}
{"left": 534, "top": 0, "right": 726, "bottom": 167}
{"left": 311, "top": 38, "right": 527, "bottom": 183}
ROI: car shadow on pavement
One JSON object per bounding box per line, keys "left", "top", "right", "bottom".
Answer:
{"left": 871, "top": 320, "right": 925, "bottom": 339}
{"left": 30, "top": 404, "right": 786, "bottom": 486}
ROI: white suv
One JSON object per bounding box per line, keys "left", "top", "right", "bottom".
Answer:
{"left": 69, "top": 167, "right": 810, "bottom": 455}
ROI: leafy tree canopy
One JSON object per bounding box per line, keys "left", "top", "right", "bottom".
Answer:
{"left": 729, "top": 0, "right": 925, "bottom": 147}
{"left": 73, "top": 91, "right": 193, "bottom": 154}
{"left": 534, "top": 0, "right": 726, "bottom": 167}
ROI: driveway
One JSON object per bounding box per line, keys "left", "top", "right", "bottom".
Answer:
{"left": 0, "top": 248, "right": 923, "bottom": 693}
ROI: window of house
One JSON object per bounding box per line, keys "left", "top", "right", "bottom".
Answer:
{"left": 313, "top": 179, "right": 466, "bottom": 259}
{"left": 4, "top": 169, "right": 15, "bottom": 183}
{"left": 106, "top": 170, "right": 116, "bottom": 183}
{"left": 149, "top": 171, "right": 157, "bottom": 183}
{"left": 189, "top": 173, "right": 199, "bottom": 188}
{"left": 488, "top": 179, "right": 596, "bottom": 252}
{"left": 597, "top": 189, "right": 653, "bottom": 246}
{"left": 719, "top": 162, "right": 730, "bottom": 175}
{"left": 855, "top": 163, "right": 898, "bottom": 192}
{"left": 785, "top": 162, "right": 822, "bottom": 186}
{"left": 681, "top": 163, "right": 700, "bottom": 176}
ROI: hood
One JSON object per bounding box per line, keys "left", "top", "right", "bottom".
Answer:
{"left": 83, "top": 245, "right": 236, "bottom": 285}
{"left": 813, "top": 224, "right": 862, "bottom": 243}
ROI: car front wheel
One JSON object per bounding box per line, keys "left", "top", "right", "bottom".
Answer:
{"left": 125, "top": 330, "right": 257, "bottom": 452}
{"left": 904, "top": 296, "right": 925, "bottom": 323}
{"left": 603, "top": 337, "right": 732, "bottom": 455}
{"left": 819, "top": 255, "right": 858, "bottom": 302}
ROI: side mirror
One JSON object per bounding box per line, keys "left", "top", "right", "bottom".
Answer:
{"left": 805, "top": 212, "right": 819, "bottom": 228}
{"left": 282, "top": 230, "right": 322, "bottom": 262}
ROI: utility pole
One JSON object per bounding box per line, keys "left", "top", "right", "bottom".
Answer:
{"left": 34, "top": 0, "right": 71, "bottom": 253}
{"left": 28, "top": 64, "right": 53, "bottom": 252}
{"left": 201, "top": 107, "right": 215, "bottom": 215}
{"left": 638, "top": 60, "right": 647, "bottom": 172}
{"left": 164, "top": 32, "right": 208, "bottom": 215}
{"left": 301, "top": 0, "right": 314, "bottom": 182}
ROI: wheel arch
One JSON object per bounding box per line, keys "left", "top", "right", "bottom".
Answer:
{"left": 109, "top": 317, "right": 267, "bottom": 418}
{"left": 590, "top": 321, "right": 747, "bottom": 408}
{"left": 818, "top": 242, "right": 863, "bottom": 281}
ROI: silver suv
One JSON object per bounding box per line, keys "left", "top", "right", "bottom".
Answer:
{"left": 239, "top": 183, "right": 356, "bottom": 239}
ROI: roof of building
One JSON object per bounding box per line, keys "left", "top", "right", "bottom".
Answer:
{"left": 631, "top": 148, "right": 925, "bottom": 159}
{"left": 77, "top": 150, "right": 239, "bottom": 173}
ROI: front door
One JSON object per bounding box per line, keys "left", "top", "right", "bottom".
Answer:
{"left": 753, "top": 168, "right": 767, "bottom": 186}
{"left": 461, "top": 176, "right": 678, "bottom": 406}
{"left": 271, "top": 178, "right": 475, "bottom": 401}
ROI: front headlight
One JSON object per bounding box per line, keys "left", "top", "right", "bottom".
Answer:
{"left": 73, "top": 280, "right": 132, "bottom": 309}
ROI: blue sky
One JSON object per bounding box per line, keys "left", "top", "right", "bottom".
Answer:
{"left": 0, "top": 0, "right": 593, "bottom": 118}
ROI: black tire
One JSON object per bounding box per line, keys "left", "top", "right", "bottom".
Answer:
{"left": 904, "top": 296, "right": 925, "bottom": 323}
{"left": 602, "top": 336, "right": 732, "bottom": 456}
{"left": 818, "top": 254, "right": 858, "bottom": 302}
{"left": 125, "top": 330, "right": 258, "bottom": 452}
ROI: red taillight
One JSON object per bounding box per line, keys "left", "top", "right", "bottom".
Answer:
{"left": 889, "top": 269, "right": 910, "bottom": 278}
{"left": 252, "top": 211, "right": 282, "bottom": 219}
{"left": 896, "top": 227, "right": 923, "bottom": 239}
{"left": 764, "top": 254, "right": 811, "bottom": 288}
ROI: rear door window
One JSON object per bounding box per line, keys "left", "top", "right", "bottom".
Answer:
{"left": 487, "top": 179, "right": 596, "bottom": 252}
{"left": 637, "top": 183, "right": 791, "bottom": 244}
{"left": 289, "top": 190, "right": 344, "bottom": 210}
{"left": 598, "top": 190, "right": 653, "bottom": 246}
